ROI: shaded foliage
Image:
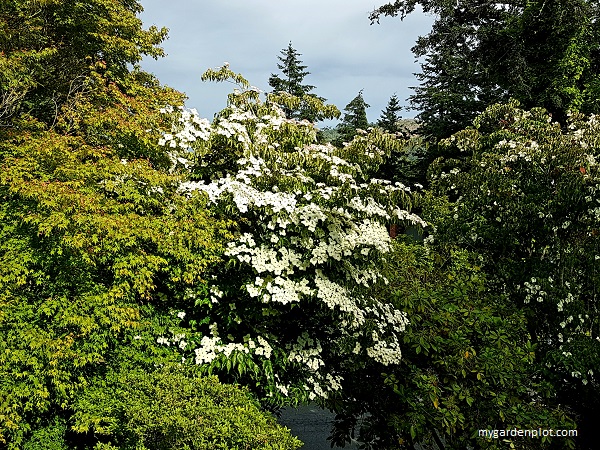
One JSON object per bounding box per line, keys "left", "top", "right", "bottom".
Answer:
{"left": 327, "top": 240, "right": 576, "bottom": 450}
{"left": 370, "top": 0, "right": 600, "bottom": 139}
{"left": 426, "top": 101, "right": 600, "bottom": 449}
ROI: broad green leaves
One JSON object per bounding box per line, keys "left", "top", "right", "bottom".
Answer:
{"left": 426, "top": 101, "right": 599, "bottom": 448}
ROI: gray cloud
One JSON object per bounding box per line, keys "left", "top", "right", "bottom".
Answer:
{"left": 140, "top": 0, "right": 433, "bottom": 124}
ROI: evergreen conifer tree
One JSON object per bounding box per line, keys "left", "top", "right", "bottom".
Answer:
{"left": 377, "top": 93, "right": 402, "bottom": 133}
{"left": 334, "top": 90, "right": 370, "bottom": 146}
{"left": 370, "top": 0, "right": 600, "bottom": 140}
{"left": 268, "top": 42, "right": 325, "bottom": 121}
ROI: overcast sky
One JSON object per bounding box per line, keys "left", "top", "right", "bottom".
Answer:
{"left": 139, "top": 1, "right": 434, "bottom": 126}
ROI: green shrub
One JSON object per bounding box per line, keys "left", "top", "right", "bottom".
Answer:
{"left": 22, "top": 418, "right": 69, "bottom": 450}
{"left": 327, "top": 240, "right": 576, "bottom": 449}
{"left": 71, "top": 365, "right": 302, "bottom": 450}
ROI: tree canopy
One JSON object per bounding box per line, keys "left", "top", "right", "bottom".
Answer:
{"left": 0, "top": 0, "right": 168, "bottom": 127}
{"left": 0, "top": 2, "right": 298, "bottom": 448}
{"left": 370, "top": 0, "right": 600, "bottom": 139}
{"left": 154, "top": 64, "right": 424, "bottom": 408}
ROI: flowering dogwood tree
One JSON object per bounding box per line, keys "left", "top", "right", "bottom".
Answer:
{"left": 427, "top": 101, "right": 600, "bottom": 442}
{"left": 155, "top": 65, "right": 426, "bottom": 404}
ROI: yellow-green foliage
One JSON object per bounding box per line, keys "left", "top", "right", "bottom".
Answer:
{"left": 0, "top": 2, "right": 302, "bottom": 448}
{"left": 0, "top": 0, "right": 168, "bottom": 126}
{"left": 0, "top": 70, "right": 231, "bottom": 447}
{"left": 71, "top": 366, "right": 302, "bottom": 450}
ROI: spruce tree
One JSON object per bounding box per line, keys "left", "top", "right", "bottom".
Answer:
{"left": 377, "top": 93, "right": 402, "bottom": 133}
{"left": 268, "top": 42, "right": 325, "bottom": 121}
{"left": 334, "top": 90, "right": 370, "bottom": 146}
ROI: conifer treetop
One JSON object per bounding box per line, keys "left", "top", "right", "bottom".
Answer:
{"left": 268, "top": 42, "right": 326, "bottom": 121}
{"left": 377, "top": 93, "right": 403, "bottom": 133}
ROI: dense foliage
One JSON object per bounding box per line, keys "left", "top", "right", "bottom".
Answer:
{"left": 0, "top": 1, "right": 301, "bottom": 448}
{"left": 71, "top": 367, "right": 302, "bottom": 450}
{"left": 0, "top": 57, "right": 308, "bottom": 449}
{"left": 152, "top": 65, "right": 426, "bottom": 410}
{"left": 377, "top": 94, "right": 403, "bottom": 134}
{"left": 426, "top": 101, "right": 600, "bottom": 448}
{"left": 328, "top": 241, "right": 576, "bottom": 450}
{"left": 0, "top": 0, "right": 168, "bottom": 127}
{"left": 2, "top": 1, "right": 600, "bottom": 449}
{"left": 370, "top": 0, "right": 600, "bottom": 139}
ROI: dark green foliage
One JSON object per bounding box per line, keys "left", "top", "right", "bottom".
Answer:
{"left": 374, "top": 136, "right": 432, "bottom": 186}
{"left": 501, "top": 0, "right": 600, "bottom": 122}
{"left": 377, "top": 93, "right": 403, "bottom": 133}
{"left": 342, "top": 90, "right": 370, "bottom": 131}
{"left": 268, "top": 42, "right": 313, "bottom": 98}
{"left": 268, "top": 42, "right": 326, "bottom": 121}
{"left": 426, "top": 101, "right": 600, "bottom": 449}
{"left": 370, "top": 0, "right": 600, "bottom": 139}
{"left": 334, "top": 90, "right": 370, "bottom": 146}
{"left": 327, "top": 241, "right": 576, "bottom": 449}
{"left": 22, "top": 418, "right": 69, "bottom": 450}
{"left": 316, "top": 126, "right": 340, "bottom": 144}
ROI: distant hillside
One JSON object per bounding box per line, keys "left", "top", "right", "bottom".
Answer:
{"left": 397, "top": 118, "right": 420, "bottom": 137}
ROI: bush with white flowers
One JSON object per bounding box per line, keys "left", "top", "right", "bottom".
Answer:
{"left": 427, "top": 100, "right": 600, "bottom": 411}
{"left": 157, "top": 65, "right": 426, "bottom": 403}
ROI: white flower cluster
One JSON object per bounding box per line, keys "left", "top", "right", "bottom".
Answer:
{"left": 227, "top": 242, "right": 305, "bottom": 277}
{"left": 314, "top": 270, "right": 366, "bottom": 326}
{"left": 180, "top": 175, "right": 297, "bottom": 215}
{"left": 557, "top": 292, "right": 575, "bottom": 312}
{"left": 158, "top": 106, "right": 211, "bottom": 171}
{"left": 209, "top": 285, "right": 223, "bottom": 303}
{"left": 302, "top": 374, "right": 344, "bottom": 400}
{"left": 159, "top": 100, "right": 312, "bottom": 158}
{"left": 287, "top": 332, "right": 325, "bottom": 372}
{"left": 366, "top": 337, "right": 403, "bottom": 366}
{"left": 191, "top": 329, "right": 273, "bottom": 365}
{"left": 156, "top": 332, "right": 188, "bottom": 350}
{"left": 523, "top": 277, "right": 547, "bottom": 304}
{"left": 246, "top": 275, "right": 312, "bottom": 304}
